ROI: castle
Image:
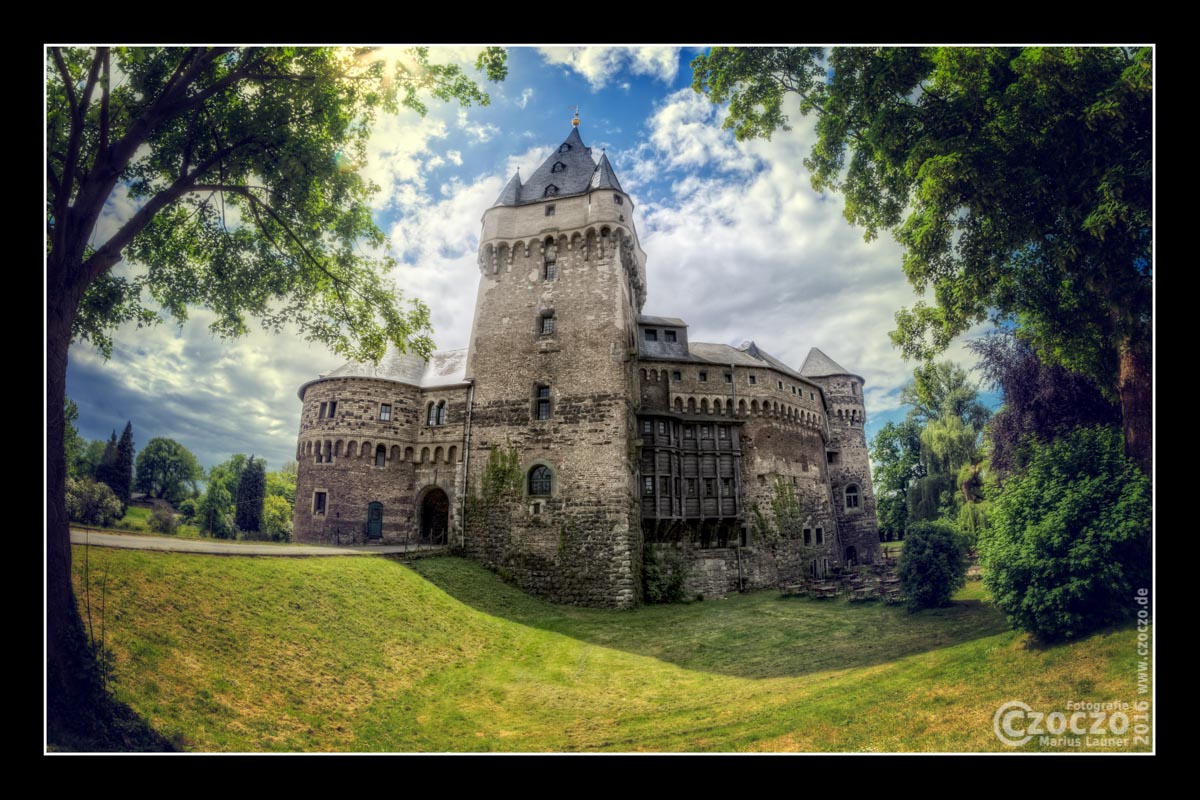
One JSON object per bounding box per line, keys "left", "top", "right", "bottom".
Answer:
{"left": 292, "top": 121, "right": 880, "bottom": 607}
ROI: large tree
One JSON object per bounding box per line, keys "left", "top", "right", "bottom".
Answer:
{"left": 235, "top": 455, "right": 266, "bottom": 534}
{"left": 46, "top": 46, "right": 505, "bottom": 745}
{"left": 113, "top": 421, "right": 135, "bottom": 509}
{"left": 692, "top": 46, "right": 1152, "bottom": 472}
{"left": 134, "top": 437, "right": 202, "bottom": 506}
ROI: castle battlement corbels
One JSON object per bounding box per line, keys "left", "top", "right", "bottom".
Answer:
{"left": 292, "top": 124, "right": 880, "bottom": 606}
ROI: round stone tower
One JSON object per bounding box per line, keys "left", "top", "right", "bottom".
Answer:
{"left": 800, "top": 348, "right": 881, "bottom": 565}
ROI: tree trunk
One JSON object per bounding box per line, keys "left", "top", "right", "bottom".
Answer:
{"left": 1118, "top": 334, "right": 1153, "bottom": 477}
{"left": 46, "top": 280, "right": 93, "bottom": 739}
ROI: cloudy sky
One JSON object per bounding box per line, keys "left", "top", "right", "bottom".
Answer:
{"left": 65, "top": 46, "right": 994, "bottom": 471}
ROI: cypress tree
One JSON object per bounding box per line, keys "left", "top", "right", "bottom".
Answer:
{"left": 113, "top": 421, "right": 135, "bottom": 509}
{"left": 235, "top": 456, "right": 266, "bottom": 535}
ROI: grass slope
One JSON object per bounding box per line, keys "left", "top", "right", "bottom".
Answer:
{"left": 72, "top": 548, "right": 1150, "bottom": 752}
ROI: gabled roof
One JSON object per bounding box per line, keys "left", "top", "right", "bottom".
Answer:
{"left": 492, "top": 127, "right": 627, "bottom": 207}
{"left": 800, "top": 347, "right": 852, "bottom": 377}
{"left": 297, "top": 348, "right": 469, "bottom": 399}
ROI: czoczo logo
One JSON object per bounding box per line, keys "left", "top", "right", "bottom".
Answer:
{"left": 992, "top": 700, "right": 1144, "bottom": 747}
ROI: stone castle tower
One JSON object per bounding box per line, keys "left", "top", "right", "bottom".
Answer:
{"left": 291, "top": 122, "right": 880, "bottom": 607}
{"left": 463, "top": 123, "right": 646, "bottom": 606}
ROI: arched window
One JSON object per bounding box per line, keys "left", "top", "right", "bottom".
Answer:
{"left": 426, "top": 402, "right": 436, "bottom": 426}
{"left": 529, "top": 465, "right": 552, "bottom": 496}
{"left": 435, "top": 400, "right": 447, "bottom": 426}
{"left": 375, "top": 444, "right": 387, "bottom": 468}
{"left": 845, "top": 484, "right": 860, "bottom": 510}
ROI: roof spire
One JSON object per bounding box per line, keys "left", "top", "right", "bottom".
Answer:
{"left": 569, "top": 104, "right": 580, "bottom": 127}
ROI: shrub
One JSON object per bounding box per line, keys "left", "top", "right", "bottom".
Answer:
{"left": 65, "top": 478, "right": 124, "bottom": 527}
{"left": 148, "top": 500, "right": 179, "bottom": 535}
{"left": 263, "top": 494, "right": 293, "bottom": 542}
{"left": 897, "top": 520, "right": 968, "bottom": 610}
{"left": 178, "top": 498, "right": 197, "bottom": 521}
{"left": 643, "top": 545, "right": 689, "bottom": 604}
{"left": 982, "top": 427, "right": 1151, "bottom": 642}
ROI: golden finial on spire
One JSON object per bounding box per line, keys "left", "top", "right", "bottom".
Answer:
{"left": 569, "top": 104, "right": 580, "bottom": 127}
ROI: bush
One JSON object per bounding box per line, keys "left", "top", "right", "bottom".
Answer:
{"left": 148, "top": 500, "right": 179, "bottom": 535}
{"left": 897, "top": 520, "right": 968, "bottom": 610}
{"left": 65, "top": 478, "right": 124, "bottom": 527}
{"left": 263, "top": 494, "right": 293, "bottom": 542}
{"left": 178, "top": 498, "right": 197, "bottom": 521}
{"left": 643, "top": 545, "right": 689, "bottom": 604}
{"left": 982, "top": 427, "right": 1151, "bottom": 642}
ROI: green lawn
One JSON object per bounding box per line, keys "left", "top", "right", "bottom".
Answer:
{"left": 72, "top": 548, "right": 1151, "bottom": 752}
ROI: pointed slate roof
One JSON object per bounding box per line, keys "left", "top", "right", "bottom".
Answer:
{"left": 492, "top": 127, "right": 626, "bottom": 207}
{"left": 800, "top": 347, "right": 852, "bottom": 377}
{"left": 492, "top": 171, "right": 522, "bottom": 207}
{"left": 592, "top": 151, "right": 623, "bottom": 192}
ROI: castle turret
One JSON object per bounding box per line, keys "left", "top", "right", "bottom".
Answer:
{"left": 463, "top": 125, "right": 647, "bottom": 607}
{"left": 801, "top": 348, "right": 881, "bottom": 565}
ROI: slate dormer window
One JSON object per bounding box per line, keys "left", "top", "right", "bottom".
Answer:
{"left": 559, "top": 143, "right": 571, "bottom": 153}
{"left": 644, "top": 329, "right": 658, "bottom": 342}
{"left": 544, "top": 185, "right": 559, "bottom": 197}
{"left": 552, "top": 161, "right": 567, "bottom": 173}
{"left": 664, "top": 330, "right": 677, "bottom": 343}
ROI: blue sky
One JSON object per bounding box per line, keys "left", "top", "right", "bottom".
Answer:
{"left": 65, "top": 46, "right": 997, "bottom": 470}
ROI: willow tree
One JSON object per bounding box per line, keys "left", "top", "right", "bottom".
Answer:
{"left": 46, "top": 46, "right": 505, "bottom": 744}
{"left": 692, "top": 46, "right": 1152, "bottom": 472}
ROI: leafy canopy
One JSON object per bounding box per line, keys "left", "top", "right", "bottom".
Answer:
{"left": 48, "top": 46, "right": 507, "bottom": 362}
{"left": 691, "top": 46, "right": 1151, "bottom": 392}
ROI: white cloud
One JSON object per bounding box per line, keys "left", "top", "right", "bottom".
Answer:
{"left": 516, "top": 87, "right": 534, "bottom": 109}
{"left": 626, "top": 90, "right": 985, "bottom": 426}
{"left": 537, "top": 47, "right": 681, "bottom": 90}
{"left": 446, "top": 150, "right": 463, "bottom": 166}
{"left": 457, "top": 109, "right": 501, "bottom": 143}
{"left": 360, "top": 110, "right": 449, "bottom": 209}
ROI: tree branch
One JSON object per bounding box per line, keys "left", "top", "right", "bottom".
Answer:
{"left": 99, "top": 49, "right": 110, "bottom": 156}
{"left": 50, "top": 48, "right": 78, "bottom": 118}
{"left": 79, "top": 136, "right": 260, "bottom": 283}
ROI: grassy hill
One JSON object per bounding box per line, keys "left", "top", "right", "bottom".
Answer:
{"left": 72, "top": 547, "right": 1150, "bottom": 752}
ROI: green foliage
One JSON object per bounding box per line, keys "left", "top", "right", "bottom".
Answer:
{"left": 263, "top": 495, "right": 293, "bottom": 542}
{"left": 110, "top": 421, "right": 135, "bottom": 509}
{"left": 265, "top": 462, "right": 297, "bottom": 505}
{"left": 235, "top": 456, "right": 266, "bottom": 534}
{"left": 95, "top": 431, "right": 119, "bottom": 496}
{"left": 148, "top": 500, "right": 179, "bottom": 535}
{"left": 479, "top": 442, "right": 522, "bottom": 506}
{"left": 642, "top": 546, "right": 689, "bottom": 604}
{"left": 178, "top": 498, "right": 197, "bottom": 521}
{"left": 77, "top": 439, "right": 109, "bottom": 481}
{"left": 198, "top": 480, "right": 235, "bottom": 540}
{"left": 49, "top": 47, "right": 506, "bottom": 364}
{"left": 956, "top": 500, "right": 989, "bottom": 550}
{"left": 897, "top": 520, "right": 968, "bottom": 611}
{"left": 692, "top": 46, "right": 1151, "bottom": 465}
{"left": 981, "top": 427, "right": 1150, "bottom": 642}
{"left": 751, "top": 476, "right": 821, "bottom": 544}
{"left": 66, "top": 477, "right": 124, "bottom": 527}
{"left": 135, "top": 438, "right": 202, "bottom": 505}
{"left": 64, "top": 398, "right": 85, "bottom": 479}
{"left": 870, "top": 419, "right": 923, "bottom": 538}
